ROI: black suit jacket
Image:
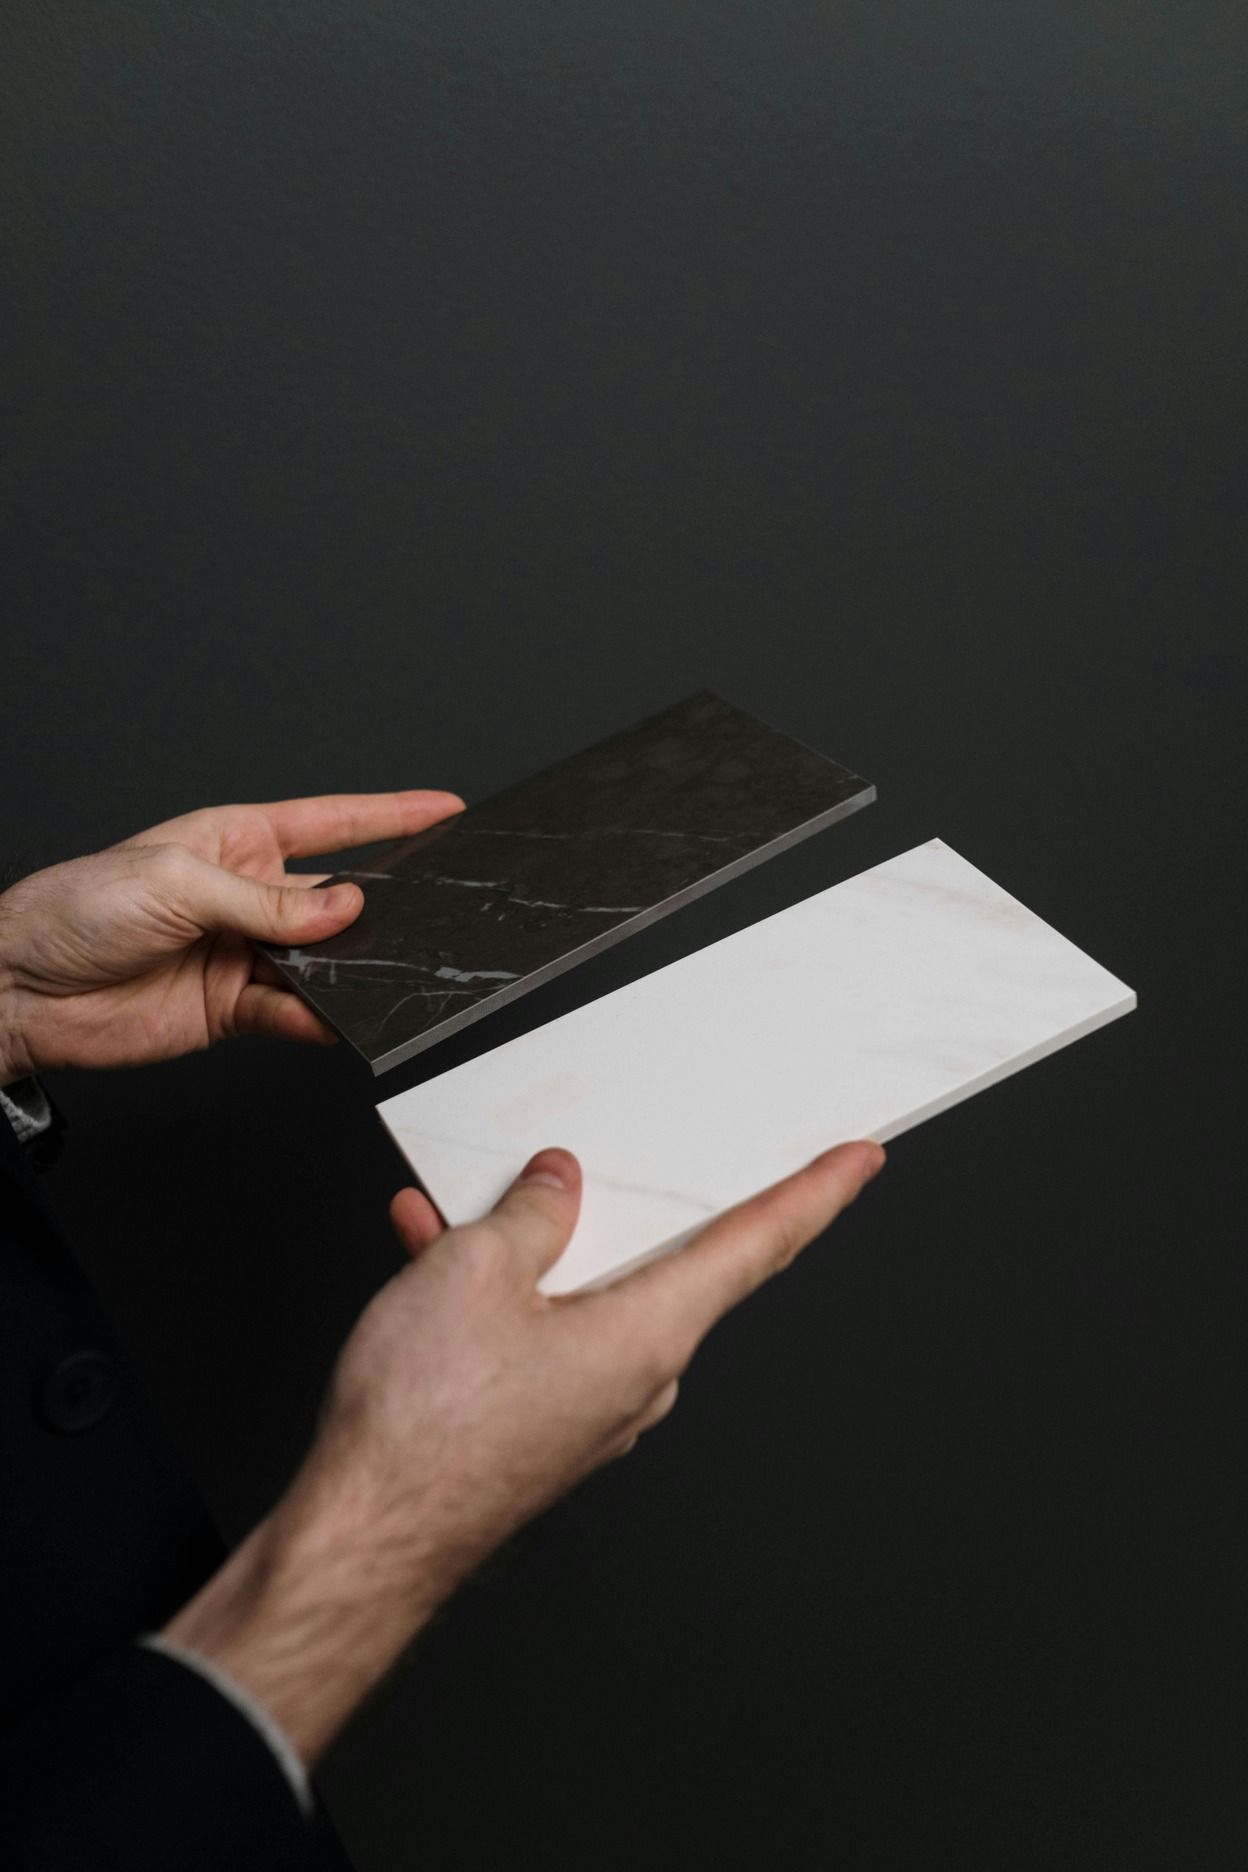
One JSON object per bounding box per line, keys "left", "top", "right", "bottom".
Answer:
{"left": 0, "top": 1094, "right": 353, "bottom": 1869}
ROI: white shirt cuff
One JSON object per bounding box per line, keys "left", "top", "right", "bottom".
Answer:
{"left": 137, "top": 1633, "right": 314, "bottom": 1820}
{"left": 0, "top": 1075, "right": 54, "bottom": 1145}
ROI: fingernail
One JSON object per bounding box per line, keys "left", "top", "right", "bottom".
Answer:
{"left": 863, "top": 1143, "right": 887, "bottom": 1179}
{"left": 323, "top": 883, "right": 361, "bottom": 914}
{"left": 518, "top": 1150, "right": 573, "bottom": 1191}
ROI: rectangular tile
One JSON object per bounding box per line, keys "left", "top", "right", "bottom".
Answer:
{"left": 377, "top": 838, "right": 1136, "bottom": 1296}
{"left": 263, "top": 692, "right": 874, "bottom": 1073}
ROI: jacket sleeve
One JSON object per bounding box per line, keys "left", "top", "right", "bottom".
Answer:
{"left": 0, "top": 1640, "right": 350, "bottom": 1871}
{"left": 0, "top": 1100, "right": 354, "bottom": 1870}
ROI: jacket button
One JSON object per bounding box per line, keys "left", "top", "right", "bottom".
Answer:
{"left": 38, "top": 1351, "right": 122, "bottom": 1433}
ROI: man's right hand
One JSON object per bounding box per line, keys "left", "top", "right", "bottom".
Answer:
{"left": 161, "top": 1137, "right": 886, "bottom": 1768}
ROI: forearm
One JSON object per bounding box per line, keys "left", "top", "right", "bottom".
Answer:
{"left": 161, "top": 1460, "right": 463, "bottom": 1770}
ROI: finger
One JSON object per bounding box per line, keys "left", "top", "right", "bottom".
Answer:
{"left": 635, "top": 1377, "right": 680, "bottom": 1435}
{"left": 606, "top": 1140, "right": 886, "bottom": 1354}
{"left": 284, "top": 871, "right": 334, "bottom": 887}
{"left": 613, "top": 1380, "right": 680, "bottom": 1460}
{"left": 258, "top": 790, "right": 467, "bottom": 860}
{"left": 233, "top": 982, "right": 339, "bottom": 1045}
{"left": 172, "top": 850, "right": 365, "bottom": 946}
{"left": 389, "top": 1185, "right": 447, "bottom": 1258}
{"left": 486, "top": 1147, "right": 583, "bottom": 1283}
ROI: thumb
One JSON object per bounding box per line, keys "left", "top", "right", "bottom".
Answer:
{"left": 486, "top": 1148, "right": 583, "bottom": 1285}
{"left": 175, "top": 855, "right": 363, "bottom": 945}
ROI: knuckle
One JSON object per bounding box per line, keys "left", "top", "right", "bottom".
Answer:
{"left": 496, "top": 1181, "right": 567, "bottom": 1245}
{"left": 633, "top": 1349, "right": 670, "bottom": 1400}
{"left": 506, "top": 1179, "right": 564, "bottom": 1224}
{"left": 151, "top": 839, "right": 192, "bottom": 881}
{"left": 767, "top": 1207, "right": 809, "bottom": 1276}
{"left": 618, "top": 1378, "right": 681, "bottom": 1458}
{"left": 664, "top": 1323, "right": 699, "bottom": 1377}
{"left": 454, "top": 1220, "right": 514, "bottom": 1290}
{"left": 631, "top": 1325, "right": 689, "bottom": 1398}
{"left": 272, "top": 881, "right": 309, "bottom": 923}
{"left": 134, "top": 841, "right": 197, "bottom": 908}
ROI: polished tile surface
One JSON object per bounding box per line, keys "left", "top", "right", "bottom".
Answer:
{"left": 378, "top": 837, "right": 1136, "bottom": 1295}
{"left": 264, "top": 692, "right": 874, "bottom": 1072}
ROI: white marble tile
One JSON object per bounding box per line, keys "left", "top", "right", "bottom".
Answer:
{"left": 377, "top": 838, "right": 1136, "bottom": 1296}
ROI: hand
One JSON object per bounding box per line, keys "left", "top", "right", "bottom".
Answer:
{"left": 162, "top": 1135, "right": 887, "bottom": 1766}
{"left": 0, "top": 789, "right": 463, "bottom": 1081}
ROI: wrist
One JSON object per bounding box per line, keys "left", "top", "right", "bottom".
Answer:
{"left": 162, "top": 1464, "right": 452, "bottom": 1769}
{"left": 0, "top": 920, "right": 32, "bottom": 1088}
{"left": 0, "top": 1008, "right": 31, "bottom": 1088}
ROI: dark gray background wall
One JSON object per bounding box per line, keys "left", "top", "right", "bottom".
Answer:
{"left": 3, "top": 5, "right": 1246, "bottom": 1867}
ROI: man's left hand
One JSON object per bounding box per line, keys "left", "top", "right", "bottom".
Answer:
{"left": 0, "top": 789, "right": 463, "bottom": 1081}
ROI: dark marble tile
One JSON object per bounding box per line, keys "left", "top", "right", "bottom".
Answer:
{"left": 262, "top": 692, "right": 875, "bottom": 1073}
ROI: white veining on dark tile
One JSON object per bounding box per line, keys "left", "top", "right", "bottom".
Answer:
{"left": 264, "top": 692, "right": 875, "bottom": 1070}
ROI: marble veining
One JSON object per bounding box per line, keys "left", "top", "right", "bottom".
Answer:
{"left": 262, "top": 692, "right": 875, "bottom": 1073}
{"left": 376, "top": 837, "right": 1137, "bottom": 1297}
